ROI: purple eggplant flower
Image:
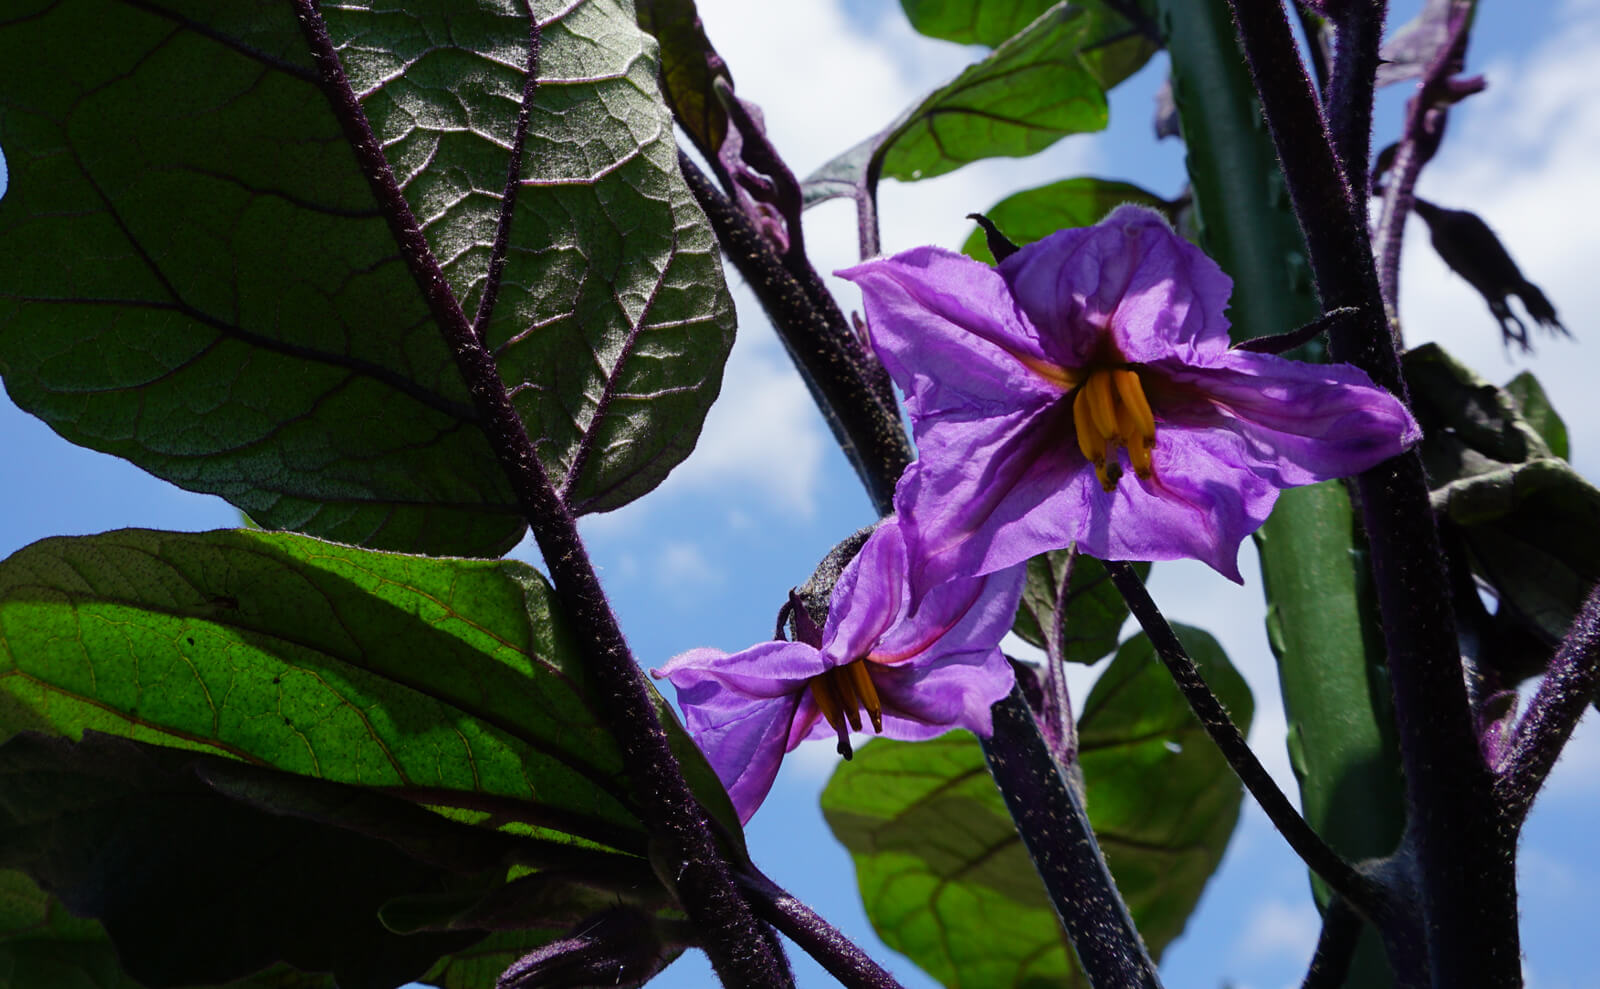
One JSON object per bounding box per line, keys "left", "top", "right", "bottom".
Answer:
{"left": 653, "top": 518, "right": 1021, "bottom": 823}
{"left": 838, "top": 205, "right": 1421, "bottom": 587}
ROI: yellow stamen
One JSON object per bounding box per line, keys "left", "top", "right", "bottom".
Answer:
{"left": 1084, "top": 372, "right": 1121, "bottom": 441}
{"left": 1111, "top": 369, "right": 1156, "bottom": 443}
{"left": 847, "top": 661, "right": 884, "bottom": 732}
{"left": 1072, "top": 387, "right": 1105, "bottom": 468}
{"left": 810, "top": 676, "right": 846, "bottom": 738}
{"left": 832, "top": 664, "right": 864, "bottom": 732}
{"left": 1070, "top": 367, "right": 1159, "bottom": 490}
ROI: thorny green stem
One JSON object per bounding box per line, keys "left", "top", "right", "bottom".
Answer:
{"left": 291, "top": 4, "right": 788, "bottom": 985}
{"left": 1225, "top": 2, "right": 1518, "bottom": 985}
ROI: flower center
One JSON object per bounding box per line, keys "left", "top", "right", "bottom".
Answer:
{"left": 808, "top": 659, "right": 883, "bottom": 759}
{"left": 1071, "top": 367, "right": 1157, "bottom": 491}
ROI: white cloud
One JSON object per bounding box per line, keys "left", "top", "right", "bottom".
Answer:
{"left": 1232, "top": 898, "right": 1322, "bottom": 965}
{"left": 655, "top": 540, "right": 722, "bottom": 591}
{"left": 662, "top": 320, "right": 827, "bottom": 517}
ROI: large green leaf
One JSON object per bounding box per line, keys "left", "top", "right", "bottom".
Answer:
{"left": 900, "top": 0, "right": 1157, "bottom": 88}
{"left": 0, "top": 528, "right": 742, "bottom": 852}
{"left": 1011, "top": 551, "right": 1147, "bottom": 665}
{"left": 960, "top": 177, "right": 1172, "bottom": 264}
{"left": 0, "top": 866, "right": 332, "bottom": 989}
{"left": 822, "top": 624, "right": 1250, "bottom": 988}
{"left": 0, "top": 0, "right": 734, "bottom": 556}
{"left": 0, "top": 732, "right": 490, "bottom": 988}
{"left": 1404, "top": 345, "right": 1600, "bottom": 645}
{"left": 803, "top": 2, "right": 1107, "bottom": 201}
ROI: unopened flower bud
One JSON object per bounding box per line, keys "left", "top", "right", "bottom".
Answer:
{"left": 1412, "top": 197, "right": 1570, "bottom": 353}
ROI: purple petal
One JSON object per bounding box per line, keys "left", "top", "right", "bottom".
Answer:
{"left": 653, "top": 641, "right": 825, "bottom": 823}
{"left": 1152, "top": 350, "right": 1422, "bottom": 487}
{"left": 820, "top": 519, "right": 908, "bottom": 665}
{"left": 838, "top": 248, "right": 1068, "bottom": 420}
{"left": 999, "top": 205, "right": 1234, "bottom": 366}
{"left": 873, "top": 644, "right": 1016, "bottom": 738}
{"left": 892, "top": 400, "right": 1087, "bottom": 595}
{"left": 895, "top": 398, "right": 1278, "bottom": 583}
{"left": 871, "top": 561, "right": 1026, "bottom": 667}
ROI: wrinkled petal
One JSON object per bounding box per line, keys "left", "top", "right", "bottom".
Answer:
{"left": 821, "top": 519, "right": 908, "bottom": 665}
{"left": 655, "top": 642, "right": 827, "bottom": 698}
{"left": 893, "top": 400, "right": 1086, "bottom": 595}
{"left": 839, "top": 248, "right": 1068, "bottom": 416}
{"left": 870, "top": 560, "right": 1026, "bottom": 666}
{"left": 1152, "top": 350, "right": 1422, "bottom": 486}
{"left": 999, "top": 205, "right": 1234, "bottom": 366}
{"left": 896, "top": 399, "right": 1276, "bottom": 583}
{"left": 653, "top": 641, "right": 823, "bottom": 824}
{"left": 873, "top": 644, "right": 1015, "bottom": 738}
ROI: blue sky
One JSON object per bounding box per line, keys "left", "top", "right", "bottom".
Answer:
{"left": 4, "top": 2, "right": 1600, "bottom": 987}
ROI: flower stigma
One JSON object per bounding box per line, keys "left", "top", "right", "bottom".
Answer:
{"left": 808, "top": 660, "right": 884, "bottom": 759}
{"left": 1071, "top": 367, "right": 1157, "bottom": 491}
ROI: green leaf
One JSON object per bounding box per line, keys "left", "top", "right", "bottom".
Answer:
{"left": 0, "top": 732, "right": 485, "bottom": 988}
{"left": 960, "top": 177, "right": 1173, "bottom": 263}
{"left": 1505, "top": 370, "right": 1569, "bottom": 461}
{"left": 0, "top": 527, "right": 743, "bottom": 853}
{"left": 803, "top": 2, "right": 1108, "bottom": 201}
{"left": 636, "top": 0, "right": 729, "bottom": 158}
{"left": 0, "top": 0, "right": 734, "bottom": 555}
{"left": 899, "top": 0, "right": 1156, "bottom": 88}
{"left": 1011, "top": 551, "right": 1147, "bottom": 665}
{"left": 0, "top": 869, "right": 334, "bottom": 989}
{"left": 1404, "top": 345, "right": 1600, "bottom": 644}
{"left": 821, "top": 623, "right": 1250, "bottom": 987}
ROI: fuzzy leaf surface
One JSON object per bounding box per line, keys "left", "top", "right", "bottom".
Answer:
{"left": 0, "top": 527, "right": 741, "bottom": 852}
{"left": 0, "top": 1, "right": 733, "bottom": 554}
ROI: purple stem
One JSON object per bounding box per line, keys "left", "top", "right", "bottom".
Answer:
{"left": 1105, "top": 562, "right": 1386, "bottom": 919}
{"left": 981, "top": 685, "right": 1163, "bottom": 989}
{"left": 1372, "top": 8, "right": 1472, "bottom": 319}
{"left": 1323, "top": 0, "right": 1387, "bottom": 197}
{"left": 289, "top": 5, "right": 787, "bottom": 985}
{"left": 680, "top": 151, "right": 913, "bottom": 514}
{"left": 739, "top": 870, "right": 907, "bottom": 989}
{"left": 1494, "top": 583, "right": 1600, "bottom": 824}
{"left": 1300, "top": 895, "right": 1361, "bottom": 989}
{"left": 1224, "top": 2, "right": 1517, "bottom": 984}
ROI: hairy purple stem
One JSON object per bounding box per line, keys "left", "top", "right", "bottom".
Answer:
{"left": 981, "top": 685, "right": 1163, "bottom": 989}
{"left": 1105, "top": 562, "right": 1386, "bottom": 918}
{"left": 1324, "top": 0, "right": 1387, "bottom": 197}
{"left": 1225, "top": 2, "right": 1517, "bottom": 984}
{"left": 290, "top": 4, "right": 787, "bottom": 985}
{"left": 681, "top": 151, "right": 912, "bottom": 515}
{"left": 1494, "top": 584, "right": 1600, "bottom": 823}
{"left": 1372, "top": 9, "right": 1472, "bottom": 319}
{"left": 739, "top": 870, "right": 906, "bottom": 989}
